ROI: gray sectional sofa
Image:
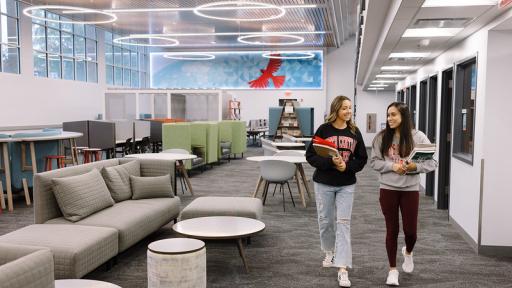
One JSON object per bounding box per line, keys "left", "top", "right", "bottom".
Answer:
{"left": 0, "top": 158, "right": 180, "bottom": 279}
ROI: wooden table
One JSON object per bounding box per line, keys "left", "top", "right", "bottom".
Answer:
{"left": 173, "top": 216, "right": 265, "bottom": 272}
{"left": 271, "top": 142, "right": 305, "bottom": 150}
{"left": 0, "top": 131, "right": 82, "bottom": 212}
{"left": 247, "top": 155, "right": 311, "bottom": 207}
{"left": 55, "top": 279, "right": 121, "bottom": 288}
{"left": 125, "top": 153, "right": 197, "bottom": 195}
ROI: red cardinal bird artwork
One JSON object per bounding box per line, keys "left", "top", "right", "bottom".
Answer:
{"left": 248, "top": 55, "right": 286, "bottom": 88}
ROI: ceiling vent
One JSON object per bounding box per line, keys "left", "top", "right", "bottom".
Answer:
{"left": 413, "top": 18, "right": 472, "bottom": 29}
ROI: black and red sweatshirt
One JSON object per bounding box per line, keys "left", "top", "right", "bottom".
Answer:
{"left": 306, "top": 122, "right": 368, "bottom": 187}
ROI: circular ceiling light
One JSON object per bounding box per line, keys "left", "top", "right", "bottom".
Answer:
{"left": 23, "top": 5, "right": 117, "bottom": 25}
{"left": 194, "top": 1, "right": 285, "bottom": 22}
{"left": 238, "top": 34, "right": 304, "bottom": 46}
{"left": 262, "top": 51, "right": 315, "bottom": 59}
{"left": 163, "top": 52, "right": 215, "bottom": 60}
{"left": 113, "top": 35, "right": 179, "bottom": 47}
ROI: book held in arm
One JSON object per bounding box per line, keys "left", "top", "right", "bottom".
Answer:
{"left": 406, "top": 143, "right": 436, "bottom": 163}
{"left": 312, "top": 136, "right": 340, "bottom": 158}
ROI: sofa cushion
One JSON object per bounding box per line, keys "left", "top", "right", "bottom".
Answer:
{"left": 52, "top": 169, "right": 115, "bottom": 222}
{"left": 102, "top": 160, "right": 140, "bottom": 202}
{"left": 130, "top": 174, "right": 173, "bottom": 200}
{"left": 0, "top": 224, "right": 118, "bottom": 279}
{"left": 46, "top": 198, "right": 181, "bottom": 252}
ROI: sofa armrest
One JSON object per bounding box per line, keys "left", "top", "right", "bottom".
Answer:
{"left": 0, "top": 244, "right": 54, "bottom": 288}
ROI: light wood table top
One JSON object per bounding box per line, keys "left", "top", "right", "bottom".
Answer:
{"left": 173, "top": 216, "right": 265, "bottom": 240}
{"left": 125, "top": 152, "right": 197, "bottom": 161}
{"left": 55, "top": 279, "right": 121, "bottom": 288}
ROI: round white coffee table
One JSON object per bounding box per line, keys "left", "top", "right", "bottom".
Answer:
{"left": 172, "top": 216, "right": 265, "bottom": 272}
{"left": 147, "top": 238, "right": 206, "bottom": 288}
{"left": 55, "top": 279, "right": 121, "bottom": 288}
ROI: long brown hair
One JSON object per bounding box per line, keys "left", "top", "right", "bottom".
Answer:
{"left": 325, "top": 95, "right": 357, "bottom": 134}
{"left": 377, "top": 102, "right": 414, "bottom": 158}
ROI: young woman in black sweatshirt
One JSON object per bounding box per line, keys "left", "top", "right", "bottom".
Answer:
{"left": 306, "top": 95, "right": 368, "bottom": 287}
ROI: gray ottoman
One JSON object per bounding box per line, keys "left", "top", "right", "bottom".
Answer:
{"left": 180, "top": 197, "right": 263, "bottom": 220}
{"left": 0, "top": 224, "right": 118, "bottom": 279}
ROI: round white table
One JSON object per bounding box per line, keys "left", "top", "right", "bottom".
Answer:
{"left": 247, "top": 156, "right": 311, "bottom": 207}
{"left": 173, "top": 216, "right": 265, "bottom": 272}
{"left": 147, "top": 238, "right": 206, "bottom": 288}
{"left": 55, "top": 279, "right": 121, "bottom": 288}
{"left": 125, "top": 153, "right": 197, "bottom": 195}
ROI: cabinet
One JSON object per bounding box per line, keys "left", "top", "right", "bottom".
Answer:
{"left": 274, "top": 99, "right": 302, "bottom": 140}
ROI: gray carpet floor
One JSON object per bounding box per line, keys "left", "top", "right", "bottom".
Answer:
{"left": 1, "top": 147, "right": 512, "bottom": 287}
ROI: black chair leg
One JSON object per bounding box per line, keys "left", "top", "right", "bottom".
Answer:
{"left": 262, "top": 182, "right": 270, "bottom": 205}
{"left": 272, "top": 184, "right": 278, "bottom": 196}
{"left": 286, "top": 181, "right": 296, "bottom": 207}
{"left": 281, "top": 184, "right": 285, "bottom": 212}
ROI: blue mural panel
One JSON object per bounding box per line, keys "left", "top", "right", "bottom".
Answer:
{"left": 150, "top": 51, "right": 323, "bottom": 89}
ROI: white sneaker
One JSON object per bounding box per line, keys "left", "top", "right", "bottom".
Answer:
{"left": 322, "top": 251, "right": 335, "bottom": 267}
{"left": 338, "top": 270, "right": 351, "bottom": 287}
{"left": 401, "top": 246, "right": 414, "bottom": 273}
{"left": 386, "top": 269, "right": 399, "bottom": 286}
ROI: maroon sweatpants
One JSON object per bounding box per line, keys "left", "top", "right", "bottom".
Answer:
{"left": 379, "top": 188, "right": 419, "bottom": 268}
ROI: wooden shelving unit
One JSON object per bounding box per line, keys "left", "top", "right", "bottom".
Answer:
{"left": 274, "top": 99, "right": 302, "bottom": 140}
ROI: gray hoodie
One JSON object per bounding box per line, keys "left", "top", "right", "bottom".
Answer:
{"left": 370, "top": 130, "right": 438, "bottom": 191}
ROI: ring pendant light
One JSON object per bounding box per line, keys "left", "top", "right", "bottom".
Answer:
{"left": 262, "top": 51, "right": 315, "bottom": 59}
{"left": 163, "top": 52, "right": 216, "bottom": 60}
{"left": 194, "top": 1, "right": 285, "bottom": 21}
{"left": 113, "top": 35, "right": 179, "bottom": 47}
{"left": 23, "top": 5, "right": 117, "bottom": 24}
{"left": 238, "top": 34, "right": 304, "bottom": 46}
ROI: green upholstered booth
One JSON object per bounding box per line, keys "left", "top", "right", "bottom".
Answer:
{"left": 218, "top": 121, "right": 233, "bottom": 160}
{"left": 162, "top": 122, "right": 193, "bottom": 169}
{"left": 190, "top": 122, "right": 218, "bottom": 164}
{"left": 222, "top": 120, "right": 247, "bottom": 158}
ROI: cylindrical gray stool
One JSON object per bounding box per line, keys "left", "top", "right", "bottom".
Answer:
{"left": 148, "top": 238, "right": 206, "bottom": 288}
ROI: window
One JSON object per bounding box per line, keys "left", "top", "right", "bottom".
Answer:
{"left": 105, "top": 31, "right": 148, "bottom": 88}
{"left": 31, "top": 10, "right": 98, "bottom": 82}
{"left": 0, "top": 0, "right": 20, "bottom": 74}
{"left": 453, "top": 57, "right": 477, "bottom": 164}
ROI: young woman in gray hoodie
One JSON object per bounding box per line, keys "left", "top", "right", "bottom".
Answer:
{"left": 370, "top": 102, "right": 437, "bottom": 286}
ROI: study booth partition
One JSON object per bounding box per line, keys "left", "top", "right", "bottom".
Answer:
{"left": 268, "top": 107, "right": 314, "bottom": 139}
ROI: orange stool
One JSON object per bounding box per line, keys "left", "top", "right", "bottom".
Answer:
{"left": 44, "top": 155, "right": 66, "bottom": 171}
{"left": 83, "top": 148, "right": 102, "bottom": 163}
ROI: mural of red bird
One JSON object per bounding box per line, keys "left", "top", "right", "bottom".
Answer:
{"left": 248, "top": 55, "right": 286, "bottom": 88}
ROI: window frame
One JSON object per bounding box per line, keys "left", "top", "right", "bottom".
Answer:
{"left": 31, "top": 10, "right": 98, "bottom": 82}
{"left": 452, "top": 55, "right": 478, "bottom": 165}
{"left": 0, "top": 0, "right": 21, "bottom": 74}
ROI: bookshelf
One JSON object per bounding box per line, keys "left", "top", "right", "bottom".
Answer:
{"left": 274, "top": 99, "right": 302, "bottom": 140}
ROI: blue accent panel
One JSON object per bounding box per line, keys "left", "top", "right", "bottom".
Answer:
{"left": 268, "top": 107, "right": 283, "bottom": 137}
{"left": 11, "top": 131, "right": 61, "bottom": 138}
{"left": 296, "top": 107, "right": 314, "bottom": 136}
{"left": 151, "top": 51, "right": 323, "bottom": 89}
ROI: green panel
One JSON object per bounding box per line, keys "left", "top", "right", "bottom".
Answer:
{"left": 218, "top": 121, "right": 233, "bottom": 157}
{"left": 222, "top": 120, "right": 247, "bottom": 155}
{"left": 191, "top": 122, "right": 219, "bottom": 164}
{"left": 162, "top": 123, "right": 192, "bottom": 169}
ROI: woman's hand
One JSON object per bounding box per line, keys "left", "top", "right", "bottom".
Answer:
{"left": 392, "top": 163, "right": 407, "bottom": 175}
{"left": 404, "top": 161, "right": 417, "bottom": 172}
{"left": 332, "top": 156, "right": 346, "bottom": 172}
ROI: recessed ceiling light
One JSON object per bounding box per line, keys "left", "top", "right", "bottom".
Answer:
{"left": 368, "top": 87, "right": 385, "bottom": 90}
{"left": 23, "top": 5, "right": 117, "bottom": 24}
{"left": 163, "top": 52, "right": 215, "bottom": 60}
{"left": 389, "top": 52, "right": 430, "bottom": 58}
{"left": 422, "top": 0, "right": 498, "bottom": 7}
{"left": 381, "top": 66, "right": 417, "bottom": 71}
{"left": 194, "top": 1, "right": 285, "bottom": 22}
{"left": 402, "top": 28, "right": 463, "bottom": 37}
{"left": 262, "top": 51, "right": 315, "bottom": 59}
{"left": 372, "top": 80, "right": 398, "bottom": 83}
{"left": 376, "top": 74, "right": 407, "bottom": 78}
{"left": 238, "top": 34, "right": 304, "bottom": 46}
{"left": 114, "top": 35, "right": 179, "bottom": 47}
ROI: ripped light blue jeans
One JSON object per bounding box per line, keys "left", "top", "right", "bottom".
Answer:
{"left": 314, "top": 181, "right": 355, "bottom": 268}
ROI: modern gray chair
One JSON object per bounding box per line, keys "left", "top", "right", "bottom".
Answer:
{"left": 260, "top": 160, "right": 296, "bottom": 211}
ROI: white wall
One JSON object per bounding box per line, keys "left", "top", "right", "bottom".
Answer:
{"left": 326, "top": 38, "right": 356, "bottom": 104}
{"left": 395, "top": 11, "right": 512, "bottom": 245}
{"left": 480, "top": 30, "right": 512, "bottom": 246}
{"left": 0, "top": 3, "right": 106, "bottom": 128}
{"left": 355, "top": 86, "right": 395, "bottom": 147}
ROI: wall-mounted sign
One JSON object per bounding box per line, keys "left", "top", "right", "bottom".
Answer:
{"left": 500, "top": 0, "right": 512, "bottom": 9}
